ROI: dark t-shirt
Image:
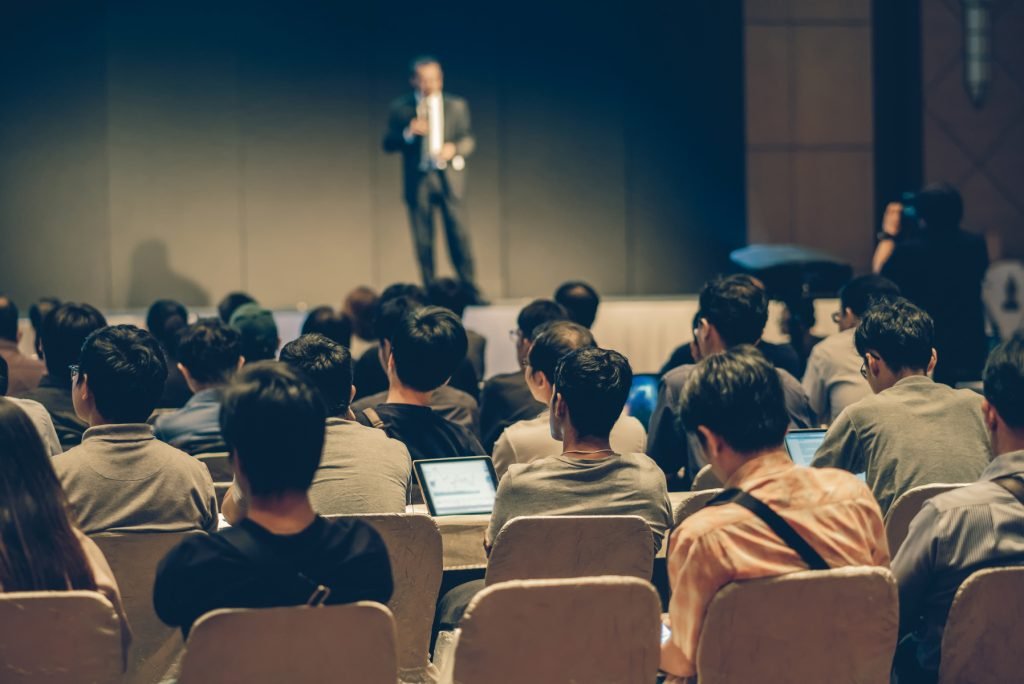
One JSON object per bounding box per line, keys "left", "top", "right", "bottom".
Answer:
{"left": 353, "top": 346, "right": 480, "bottom": 401}
{"left": 658, "top": 340, "right": 802, "bottom": 378}
{"left": 153, "top": 516, "right": 393, "bottom": 636}
{"left": 357, "top": 403, "right": 485, "bottom": 461}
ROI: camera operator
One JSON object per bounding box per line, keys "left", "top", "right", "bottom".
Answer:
{"left": 872, "top": 182, "right": 989, "bottom": 385}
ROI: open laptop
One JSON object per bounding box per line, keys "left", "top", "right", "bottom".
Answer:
{"left": 413, "top": 456, "right": 499, "bottom": 517}
{"left": 785, "top": 428, "right": 866, "bottom": 482}
{"left": 625, "top": 373, "right": 660, "bottom": 429}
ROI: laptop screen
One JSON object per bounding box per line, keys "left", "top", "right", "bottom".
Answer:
{"left": 625, "top": 374, "right": 659, "bottom": 430}
{"left": 784, "top": 429, "right": 827, "bottom": 468}
{"left": 414, "top": 457, "right": 499, "bottom": 516}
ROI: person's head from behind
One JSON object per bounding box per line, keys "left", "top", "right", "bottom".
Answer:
{"left": 176, "top": 319, "right": 243, "bottom": 392}
{"left": 373, "top": 295, "right": 424, "bottom": 367}
{"left": 388, "top": 306, "right": 467, "bottom": 394}
{"left": 280, "top": 334, "right": 354, "bottom": 418}
{"left": 0, "top": 294, "right": 19, "bottom": 344}
{"left": 72, "top": 325, "right": 167, "bottom": 426}
{"left": 679, "top": 346, "right": 789, "bottom": 482}
{"left": 428, "top": 277, "right": 477, "bottom": 319}
{"left": 229, "top": 303, "right": 279, "bottom": 362}
{"left": 220, "top": 362, "right": 326, "bottom": 502}
{"left": 301, "top": 306, "right": 352, "bottom": 349}
{"left": 40, "top": 303, "right": 108, "bottom": 389}
{"left": 695, "top": 274, "right": 768, "bottom": 356}
{"left": 550, "top": 347, "right": 631, "bottom": 444}
{"left": 342, "top": 286, "right": 379, "bottom": 341}
{"left": 146, "top": 299, "right": 189, "bottom": 357}
{"left": 217, "top": 292, "right": 256, "bottom": 324}
{"left": 0, "top": 398, "right": 96, "bottom": 591}
{"left": 916, "top": 182, "right": 964, "bottom": 233}
{"left": 855, "top": 298, "right": 936, "bottom": 394}
{"left": 982, "top": 335, "right": 1024, "bottom": 457}
{"left": 554, "top": 281, "right": 600, "bottom": 329}
{"left": 526, "top": 321, "right": 596, "bottom": 404}
{"left": 835, "top": 275, "right": 901, "bottom": 331}
{"left": 29, "top": 297, "right": 61, "bottom": 358}
{"left": 514, "top": 299, "right": 569, "bottom": 367}
{"left": 410, "top": 55, "right": 443, "bottom": 97}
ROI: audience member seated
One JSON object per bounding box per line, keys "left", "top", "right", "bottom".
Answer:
{"left": 648, "top": 275, "right": 815, "bottom": 490}
{"left": 812, "top": 298, "right": 990, "bottom": 514}
{"left": 28, "top": 296, "right": 60, "bottom": 359}
{"left": 479, "top": 299, "right": 568, "bottom": 450}
{"left": 428, "top": 276, "right": 486, "bottom": 380}
{"left": 891, "top": 335, "right": 1024, "bottom": 682}
{"left": 222, "top": 333, "right": 411, "bottom": 524}
{"left": 217, "top": 291, "right": 256, "bottom": 324}
{"left": 342, "top": 285, "right": 378, "bottom": 357}
{"left": 154, "top": 319, "right": 243, "bottom": 455}
{"left": 154, "top": 362, "right": 393, "bottom": 637}
{"left": 353, "top": 294, "right": 481, "bottom": 436}
{"left": 229, "top": 302, "right": 279, "bottom": 362}
{"left": 780, "top": 296, "right": 824, "bottom": 376}
{"left": 803, "top": 275, "right": 901, "bottom": 424}
{"left": 55, "top": 325, "right": 217, "bottom": 534}
{"left": 492, "top": 321, "right": 647, "bottom": 479}
{"left": 355, "top": 306, "right": 484, "bottom": 460}
{"left": 146, "top": 298, "right": 193, "bottom": 409}
{"left": 18, "top": 302, "right": 107, "bottom": 449}
{"left": 660, "top": 347, "right": 889, "bottom": 681}
{"left": 0, "top": 398, "right": 130, "bottom": 656}
{"left": 0, "top": 294, "right": 45, "bottom": 395}
{"left": 437, "top": 346, "right": 672, "bottom": 633}
{"left": 0, "top": 355, "right": 61, "bottom": 455}
{"left": 554, "top": 280, "right": 599, "bottom": 329}
{"left": 301, "top": 305, "right": 352, "bottom": 349}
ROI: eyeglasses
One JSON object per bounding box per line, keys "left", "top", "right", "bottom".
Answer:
{"left": 860, "top": 352, "right": 879, "bottom": 379}
{"left": 68, "top": 364, "right": 80, "bottom": 380}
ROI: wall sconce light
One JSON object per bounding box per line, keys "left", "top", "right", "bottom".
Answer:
{"left": 962, "top": 0, "right": 992, "bottom": 108}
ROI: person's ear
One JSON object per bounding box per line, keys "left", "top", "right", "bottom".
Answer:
{"left": 866, "top": 353, "right": 882, "bottom": 379}
{"left": 696, "top": 425, "right": 721, "bottom": 462}
{"left": 553, "top": 390, "right": 568, "bottom": 421}
{"left": 927, "top": 348, "right": 938, "bottom": 376}
{"left": 349, "top": 385, "right": 357, "bottom": 404}
{"left": 236, "top": 356, "right": 246, "bottom": 371}
{"left": 982, "top": 398, "right": 1000, "bottom": 433}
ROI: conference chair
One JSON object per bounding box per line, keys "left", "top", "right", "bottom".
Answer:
{"left": 0, "top": 590, "right": 124, "bottom": 684}
{"left": 329, "top": 513, "right": 443, "bottom": 684}
{"left": 938, "top": 566, "right": 1024, "bottom": 684}
{"left": 673, "top": 488, "right": 723, "bottom": 526}
{"left": 695, "top": 566, "right": 898, "bottom": 683}
{"left": 91, "top": 530, "right": 205, "bottom": 684}
{"left": 439, "top": 576, "right": 661, "bottom": 684}
{"left": 177, "top": 602, "right": 398, "bottom": 684}
{"left": 885, "top": 483, "right": 967, "bottom": 554}
{"left": 691, "top": 464, "right": 723, "bottom": 491}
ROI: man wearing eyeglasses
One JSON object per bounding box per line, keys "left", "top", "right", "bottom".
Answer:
{"left": 811, "top": 298, "right": 990, "bottom": 515}
{"left": 802, "top": 275, "right": 902, "bottom": 424}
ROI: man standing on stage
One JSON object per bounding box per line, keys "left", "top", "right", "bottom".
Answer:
{"left": 383, "top": 56, "right": 477, "bottom": 290}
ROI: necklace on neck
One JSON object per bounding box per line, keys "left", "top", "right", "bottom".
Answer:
{"left": 561, "top": 448, "right": 615, "bottom": 456}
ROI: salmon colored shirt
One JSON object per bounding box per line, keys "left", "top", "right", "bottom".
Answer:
{"left": 662, "top": 451, "right": 890, "bottom": 679}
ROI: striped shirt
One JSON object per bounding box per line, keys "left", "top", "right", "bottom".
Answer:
{"left": 892, "top": 449, "right": 1024, "bottom": 672}
{"left": 661, "top": 451, "right": 889, "bottom": 679}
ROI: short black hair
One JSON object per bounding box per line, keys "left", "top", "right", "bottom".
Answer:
{"left": 0, "top": 295, "right": 18, "bottom": 342}
{"left": 391, "top": 306, "right": 467, "bottom": 392}
{"left": 220, "top": 362, "right": 326, "bottom": 498}
{"left": 217, "top": 292, "right": 256, "bottom": 324}
{"left": 917, "top": 182, "right": 964, "bottom": 231}
{"left": 855, "top": 298, "right": 935, "bottom": 372}
{"left": 839, "top": 275, "right": 902, "bottom": 318}
{"left": 0, "top": 355, "right": 8, "bottom": 396}
{"left": 301, "top": 306, "right": 352, "bottom": 349}
{"left": 380, "top": 283, "right": 428, "bottom": 306}
{"left": 28, "top": 297, "right": 60, "bottom": 337}
{"left": 410, "top": 55, "right": 440, "bottom": 74}
{"left": 40, "top": 303, "right": 108, "bottom": 386}
{"left": 699, "top": 274, "right": 768, "bottom": 347}
{"left": 177, "top": 319, "right": 243, "bottom": 384}
{"left": 374, "top": 295, "right": 424, "bottom": 343}
{"left": 679, "top": 345, "right": 789, "bottom": 453}
{"left": 146, "top": 299, "right": 189, "bottom": 356}
{"left": 984, "top": 335, "right": 1024, "bottom": 429}
{"left": 554, "top": 281, "right": 600, "bottom": 329}
{"left": 280, "top": 334, "right": 354, "bottom": 416}
{"left": 528, "top": 321, "right": 596, "bottom": 384}
{"left": 427, "top": 277, "right": 477, "bottom": 318}
{"left": 517, "top": 299, "right": 569, "bottom": 340}
{"left": 77, "top": 325, "right": 167, "bottom": 423}
{"left": 553, "top": 347, "right": 632, "bottom": 439}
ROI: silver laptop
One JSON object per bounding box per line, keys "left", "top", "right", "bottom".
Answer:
{"left": 413, "top": 456, "right": 499, "bottom": 516}
{"left": 784, "top": 429, "right": 827, "bottom": 467}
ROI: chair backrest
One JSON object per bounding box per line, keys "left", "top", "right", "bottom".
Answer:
{"left": 938, "top": 566, "right": 1024, "bottom": 684}
{"left": 485, "top": 515, "right": 655, "bottom": 586}
{"left": 178, "top": 602, "right": 397, "bottom": 684}
{"left": 195, "top": 452, "right": 232, "bottom": 483}
{"left": 696, "top": 566, "right": 898, "bottom": 684}
{"left": 691, "top": 464, "right": 723, "bottom": 491}
{"left": 885, "top": 483, "right": 967, "bottom": 554}
{"left": 0, "top": 590, "right": 123, "bottom": 684}
{"left": 91, "top": 530, "right": 205, "bottom": 684}
{"left": 446, "top": 576, "right": 660, "bottom": 684}
{"left": 328, "top": 513, "right": 442, "bottom": 682}
{"left": 674, "top": 488, "right": 723, "bottom": 526}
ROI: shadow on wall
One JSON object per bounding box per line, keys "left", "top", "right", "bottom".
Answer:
{"left": 127, "top": 240, "right": 210, "bottom": 307}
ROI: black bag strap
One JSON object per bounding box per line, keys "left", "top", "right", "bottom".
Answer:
{"left": 706, "top": 488, "right": 830, "bottom": 571}
{"left": 220, "top": 524, "right": 331, "bottom": 606}
{"left": 363, "top": 407, "right": 385, "bottom": 430}
{"left": 993, "top": 476, "right": 1024, "bottom": 507}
